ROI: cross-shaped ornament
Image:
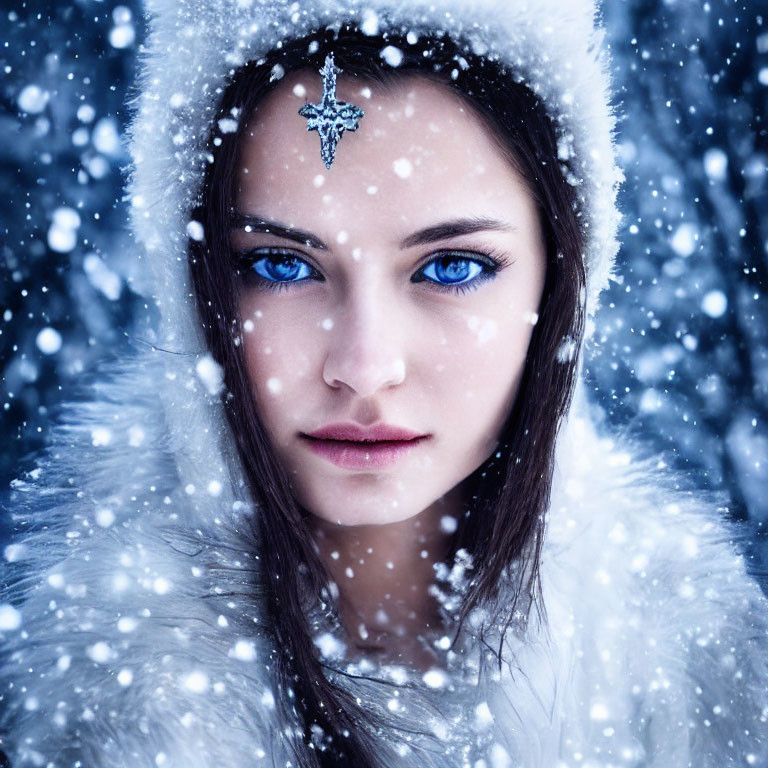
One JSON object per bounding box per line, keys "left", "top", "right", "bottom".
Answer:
{"left": 298, "top": 54, "right": 365, "bottom": 169}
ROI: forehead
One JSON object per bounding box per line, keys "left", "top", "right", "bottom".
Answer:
{"left": 235, "top": 70, "right": 531, "bottom": 231}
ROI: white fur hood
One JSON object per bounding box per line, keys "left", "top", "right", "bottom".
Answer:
{"left": 1, "top": 0, "right": 767, "bottom": 766}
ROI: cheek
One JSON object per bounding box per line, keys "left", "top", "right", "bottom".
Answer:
{"left": 432, "top": 306, "right": 534, "bottom": 390}
{"left": 429, "top": 307, "right": 536, "bottom": 450}
{"left": 239, "top": 301, "right": 320, "bottom": 432}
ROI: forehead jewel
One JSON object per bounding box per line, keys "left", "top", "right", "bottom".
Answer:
{"left": 298, "top": 53, "right": 365, "bottom": 169}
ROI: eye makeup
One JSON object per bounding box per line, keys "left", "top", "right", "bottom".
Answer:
{"left": 232, "top": 246, "right": 512, "bottom": 295}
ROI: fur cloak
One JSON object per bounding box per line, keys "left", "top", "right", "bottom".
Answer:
{"left": 1, "top": 0, "right": 767, "bottom": 766}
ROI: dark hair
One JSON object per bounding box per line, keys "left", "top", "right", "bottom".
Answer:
{"left": 188, "top": 25, "right": 586, "bottom": 768}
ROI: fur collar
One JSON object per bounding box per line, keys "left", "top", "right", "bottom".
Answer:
{"left": 1, "top": 350, "right": 766, "bottom": 766}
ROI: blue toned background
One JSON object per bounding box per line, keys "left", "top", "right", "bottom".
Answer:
{"left": 1, "top": 1, "right": 766, "bottom": 578}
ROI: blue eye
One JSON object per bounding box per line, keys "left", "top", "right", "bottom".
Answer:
{"left": 235, "top": 248, "right": 504, "bottom": 295}
{"left": 421, "top": 257, "right": 484, "bottom": 285}
{"left": 237, "top": 249, "right": 320, "bottom": 289}
{"left": 413, "top": 253, "right": 497, "bottom": 292}
{"left": 254, "top": 255, "right": 312, "bottom": 282}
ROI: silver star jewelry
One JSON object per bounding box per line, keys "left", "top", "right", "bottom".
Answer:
{"left": 298, "top": 54, "right": 365, "bottom": 169}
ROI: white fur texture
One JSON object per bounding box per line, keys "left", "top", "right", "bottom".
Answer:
{"left": 0, "top": 355, "right": 766, "bottom": 766}
{"left": 1, "top": 1, "right": 766, "bottom": 766}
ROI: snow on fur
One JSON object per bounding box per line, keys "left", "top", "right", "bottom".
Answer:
{"left": 0, "top": 350, "right": 289, "bottom": 767}
{"left": 1, "top": 356, "right": 766, "bottom": 766}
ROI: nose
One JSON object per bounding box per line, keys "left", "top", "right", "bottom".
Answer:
{"left": 322, "top": 289, "right": 407, "bottom": 397}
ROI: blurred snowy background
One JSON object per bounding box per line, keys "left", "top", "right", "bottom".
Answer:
{"left": 1, "top": 1, "right": 766, "bottom": 578}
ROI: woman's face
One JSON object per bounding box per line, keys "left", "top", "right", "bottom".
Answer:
{"left": 232, "top": 70, "right": 546, "bottom": 526}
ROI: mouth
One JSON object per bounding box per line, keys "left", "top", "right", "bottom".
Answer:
{"left": 299, "top": 424, "right": 430, "bottom": 470}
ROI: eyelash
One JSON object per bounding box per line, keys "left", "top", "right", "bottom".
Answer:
{"left": 234, "top": 247, "right": 510, "bottom": 295}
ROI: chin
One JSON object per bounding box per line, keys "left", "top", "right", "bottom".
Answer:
{"left": 314, "top": 509, "right": 422, "bottom": 528}
{"left": 301, "top": 487, "right": 431, "bottom": 528}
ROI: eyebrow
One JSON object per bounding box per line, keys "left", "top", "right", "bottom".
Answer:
{"left": 231, "top": 213, "right": 515, "bottom": 250}
{"left": 398, "top": 217, "right": 516, "bottom": 249}
{"left": 232, "top": 213, "right": 328, "bottom": 250}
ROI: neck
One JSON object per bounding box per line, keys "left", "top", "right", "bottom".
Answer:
{"left": 309, "top": 490, "right": 462, "bottom": 670}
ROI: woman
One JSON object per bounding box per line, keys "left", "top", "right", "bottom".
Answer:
{"left": 1, "top": 1, "right": 766, "bottom": 767}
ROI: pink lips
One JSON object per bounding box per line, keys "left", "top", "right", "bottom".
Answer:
{"left": 301, "top": 422, "right": 429, "bottom": 470}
